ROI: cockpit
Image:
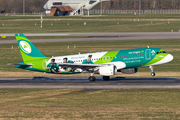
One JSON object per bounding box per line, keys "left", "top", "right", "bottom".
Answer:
{"left": 157, "top": 51, "right": 166, "bottom": 54}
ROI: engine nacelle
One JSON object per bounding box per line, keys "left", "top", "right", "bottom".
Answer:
{"left": 99, "top": 65, "right": 117, "bottom": 76}
{"left": 120, "top": 68, "right": 138, "bottom": 74}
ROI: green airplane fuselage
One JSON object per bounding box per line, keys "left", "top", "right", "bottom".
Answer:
{"left": 15, "top": 47, "right": 167, "bottom": 73}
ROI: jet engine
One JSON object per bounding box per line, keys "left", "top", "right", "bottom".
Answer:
{"left": 99, "top": 65, "right": 117, "bottom": 76}
{"left": 119, "top": 68, "right": 138, "bottom": 74}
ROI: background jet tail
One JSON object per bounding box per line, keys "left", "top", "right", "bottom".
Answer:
{"left": 15, "top": 33, "right": 47, "bottom": 62}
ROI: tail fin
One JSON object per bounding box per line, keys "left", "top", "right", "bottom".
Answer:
{"left": 15, "top": 33, "right": 47, "bottom": 62}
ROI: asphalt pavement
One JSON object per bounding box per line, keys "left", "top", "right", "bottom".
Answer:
{"left": 0, "top": 77, "right": 180, "bottom": 89}
{"left": 0, "top": 32, "right": 180, "bottom": 44}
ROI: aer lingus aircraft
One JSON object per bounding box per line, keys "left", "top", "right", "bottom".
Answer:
{"left": 12, "top": 33, "right": 173, "bottom": 82}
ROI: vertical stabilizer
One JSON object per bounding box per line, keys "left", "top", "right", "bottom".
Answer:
{"left": 15, "top": 33, "right": 47, "bottom": 62}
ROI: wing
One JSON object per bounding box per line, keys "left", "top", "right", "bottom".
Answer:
{"left": 57, "top": 63, "right": 108, "bottom": 71}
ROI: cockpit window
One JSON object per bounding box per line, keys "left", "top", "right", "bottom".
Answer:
{"left": 162, "top": 51, "right": 166, "bottom": 53}
{"left": 157, "top": 51, "right": 166, "bottom": 54}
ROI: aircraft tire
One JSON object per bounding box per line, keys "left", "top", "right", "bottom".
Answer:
{"left": 103, "top": 76, "right": 110, "bottom": 81}
{"left": 88, "top": 76, "right": 96, "bottom": 82}
{"left": 151, "top": 72, "right": 155, "bottom": 76}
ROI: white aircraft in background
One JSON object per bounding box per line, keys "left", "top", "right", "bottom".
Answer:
{"left": 43, "top": 0, "right": 109, "bottom": 16}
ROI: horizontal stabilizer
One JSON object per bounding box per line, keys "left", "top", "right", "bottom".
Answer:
{"left": 7, "top": 63, "right": 33, "bottom": 67}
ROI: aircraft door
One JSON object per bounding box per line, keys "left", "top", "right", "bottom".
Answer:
{"left": 145, "top": 49, "right": 151, "bottom": 60}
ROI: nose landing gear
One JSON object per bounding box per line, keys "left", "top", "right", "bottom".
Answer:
{"left": 149, "top": 66, "right": 155, "bottom": 76}
{"left": 151, "top": 72, "right": 156, "bottom": 76}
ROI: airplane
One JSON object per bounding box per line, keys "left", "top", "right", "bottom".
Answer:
{"left": 11, "top": 33, "right": 173, "bottom": 82}
{"left": 44, "top": 0, "right": 109, "bottom": 16}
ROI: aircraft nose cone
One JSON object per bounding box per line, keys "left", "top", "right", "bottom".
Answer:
{"left": 165, "top": 54, "right": 173, "bottom": 63}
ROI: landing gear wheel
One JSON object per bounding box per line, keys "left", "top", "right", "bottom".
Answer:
{"left": 151, "top": 72, "right": 155, "bottom": 76}
{"left": 149, "top": 66, "right": 155, "bottom": 77}
{"left": 88, "top": 76, "right": 96, "bottom": 82}
{"left": 103, "top": 76, "right": 110, "bottom": 81}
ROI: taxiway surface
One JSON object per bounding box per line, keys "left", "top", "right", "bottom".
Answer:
{"left": 0, "top": 32, "right": 180, "bottom": 44}
{"left": 0, "top": 77, "right": 180, "bottom": 89}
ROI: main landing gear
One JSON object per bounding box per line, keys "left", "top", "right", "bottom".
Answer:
{"left": 149, "top": 66, "right": 155, "bottom": 76}
{"left": 102, "top": 76, "right": 110, "bottom": 81}
{"left": 88, "top": 73, "right": 96, "bottom": 82}
{"left": 88, "top": 73, "right": 110, "bottom": 82}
